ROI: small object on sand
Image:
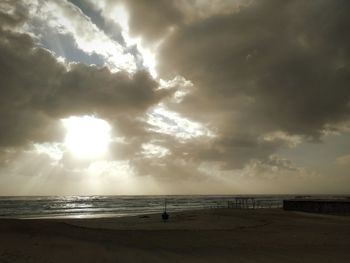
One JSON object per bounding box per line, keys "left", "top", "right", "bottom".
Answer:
{"left": 162, "top": 199, "right": 169, "bottom": 222}
{"left": 162, "top": 211, "right": 169, "bottom": 221}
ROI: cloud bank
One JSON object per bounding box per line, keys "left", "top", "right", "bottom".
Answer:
{"left": 0, "top": 0, "right": 349, "bottom": 195}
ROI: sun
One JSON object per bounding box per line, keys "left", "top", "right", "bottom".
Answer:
{"left": 62, "top": 116, "right": 111, "bottom": 159}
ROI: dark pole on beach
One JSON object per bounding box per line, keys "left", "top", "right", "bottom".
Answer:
{"left": 162, "top": 199, "right": 169, "bottom": 221}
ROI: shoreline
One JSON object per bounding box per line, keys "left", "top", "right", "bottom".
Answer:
{"left": 1, "top": 208, "right": 350, "bottom": 262}
{"left": 2, "top": 194, "right": 349, "bottom": 220}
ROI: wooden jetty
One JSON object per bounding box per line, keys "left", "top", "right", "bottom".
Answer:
{"left": 227, "top": 198, "right": 282, "bottom": 209}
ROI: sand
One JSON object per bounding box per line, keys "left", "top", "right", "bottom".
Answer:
{"left": 1, "top": 208, "right": 350, "bottom": 263}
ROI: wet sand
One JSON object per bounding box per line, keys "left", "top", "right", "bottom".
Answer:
{"left": 1, "top": 208, "right": 350, "bottom": 262}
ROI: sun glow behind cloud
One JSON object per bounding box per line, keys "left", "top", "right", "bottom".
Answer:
{"left": 62, "top": 116, "right": 111, "bottom": 160}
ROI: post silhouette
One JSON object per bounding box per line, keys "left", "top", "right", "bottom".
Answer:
{"left": 162, "top": 199, "right": 169, "bottom": 221}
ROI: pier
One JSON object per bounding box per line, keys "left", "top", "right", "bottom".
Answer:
{"left": 227, "top": 198, "right": 282, "bottom": 209}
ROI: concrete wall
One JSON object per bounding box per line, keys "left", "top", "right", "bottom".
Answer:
{"left": 283, "top": 199, "right": 350, "bottom": 214}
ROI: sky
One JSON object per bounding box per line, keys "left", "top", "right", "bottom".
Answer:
{"left": 0, "top": 0, "right": 349, "bottom": 195}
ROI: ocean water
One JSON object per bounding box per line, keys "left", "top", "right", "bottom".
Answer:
{"left": 0, "top": 195, "right": 342, "bottom": 219}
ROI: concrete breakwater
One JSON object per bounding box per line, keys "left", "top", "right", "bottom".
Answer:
{"left": 283, "top": 199, "right": 350, "bottom": 215}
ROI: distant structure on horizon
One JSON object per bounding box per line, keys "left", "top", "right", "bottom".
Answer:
{"left": 283, "top": 199, "right": 350, "bottom": 215}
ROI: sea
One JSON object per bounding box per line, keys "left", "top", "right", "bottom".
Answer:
{"left": 0, "top": 195, "right": 346, "bottom": 219}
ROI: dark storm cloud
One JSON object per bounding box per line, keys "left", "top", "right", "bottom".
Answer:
{"left": 152, "top": 0, "right": 350, "bottom": 168}
{"left": 0, "top": 6, "right": 168, "bottom": 149}
{"left": 2, "top": 0, "right": 350, "bottom": 182}
{"left": 0, "top": 14, "right": 65, "bottom": 147}
{"left": 110, "top": 0, "right": 246, "bottom": 45}
{"left": 41, "top": 65, "right": 166, "bottom": 118}
{"left": 0, "top": 0, "right": 27, "bottom": 28}
{"left": 159, "top": 0, "right": 350, "bottom": 136}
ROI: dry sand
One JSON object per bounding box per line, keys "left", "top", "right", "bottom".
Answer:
{"left": 0, "top": 208, "right": 350, "bottom": 262}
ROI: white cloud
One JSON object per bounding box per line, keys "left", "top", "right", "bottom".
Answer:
{"left": 336, "top": 154, "right": 350, "bottom": 166}
{"left": 260, "top": 131, "right": 302, "bottom": 148}
{"left": 146, "top": 105, "right": 214, "bottom": 141}
{"left": 141, "top": 143, "right": 170, "bottom": 159}
{"left": 33, "top": 143, "right": 64, "bottom": 161}
{"left": 160, "top": 76, "right": 194, "bottom": 103}
{"left": 87, "top": 160, "right": 134, "bottom": 177}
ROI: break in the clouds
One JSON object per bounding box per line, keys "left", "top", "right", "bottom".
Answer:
{"left": 24, "top": 0, "right": 136, "bottom": 71}
{"left": 0, "top": 0, "right": 349, "bottom": 195}
{"left": 0, "top": 1, "right": 167, "bottom": 146}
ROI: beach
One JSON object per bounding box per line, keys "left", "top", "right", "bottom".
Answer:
{"left": 1, "top": 208, "right": 349, "bottom": 262}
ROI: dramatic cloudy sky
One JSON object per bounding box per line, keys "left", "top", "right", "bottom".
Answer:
{"left": 0, "top": 0, "right": 349, "bottom": 195}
